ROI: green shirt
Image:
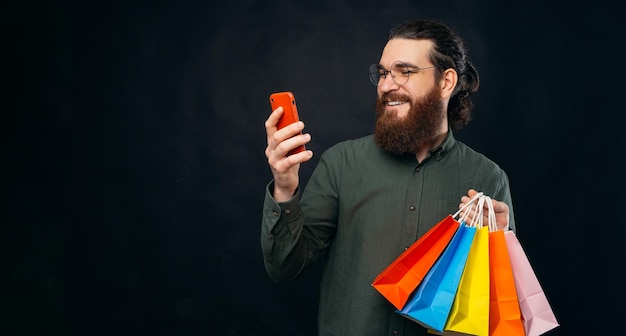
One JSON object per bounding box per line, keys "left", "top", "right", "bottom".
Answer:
{"left": 261, "top": 132, "right": 515, "bottom": 336}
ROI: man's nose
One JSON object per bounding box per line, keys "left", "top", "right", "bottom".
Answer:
{"left": 379, "top": 74, "right": 399, "bottom": 92}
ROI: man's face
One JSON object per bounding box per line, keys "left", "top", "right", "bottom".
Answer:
{"left": 373, "top": 38, "right": 447, "bottom": 155}
{"left": 374, "top": 85, "right": 444, "bottom": 155}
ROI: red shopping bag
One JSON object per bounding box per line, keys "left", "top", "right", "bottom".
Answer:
{"left": 372, "top": 192, "right": 484, "bottom": 311}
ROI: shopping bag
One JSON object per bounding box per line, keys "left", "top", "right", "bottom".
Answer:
{"left": 396, "top": 222, "right": 476, "bottom": 332}
{"left": 485, "top": 197, "right": 524, "bottom": 336}
{"left": 443, "top": 224, "right": 490, "bottom": 336}
{"left": 372, "top": 192, "right": 484, "bottom": 311}
{"left": 505, "top": 231, "right": 559, "bottom": 335}
{"left": 371, "top": 215, "right": 459, "bottom": 310}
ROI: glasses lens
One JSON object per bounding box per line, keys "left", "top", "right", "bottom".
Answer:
{"left": 368, "top": 62, "right": 413, "bottom": 86}
{"left": 390, "top": 62, "right": 410, "bottom": 86}
{"left": 368, "top": 64, "right": 382, "bottom": 86}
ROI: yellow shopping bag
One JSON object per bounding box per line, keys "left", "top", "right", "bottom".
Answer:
{"left": 443, "top": 225, "right": 490, "bottom": 335}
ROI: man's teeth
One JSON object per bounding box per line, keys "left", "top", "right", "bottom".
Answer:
{"left": 387, "top": 101, "right": 405, "bottom": 106}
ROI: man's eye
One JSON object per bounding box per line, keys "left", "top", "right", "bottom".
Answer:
{"left": 393, "top": 66, "right": 411, "bottom": 76}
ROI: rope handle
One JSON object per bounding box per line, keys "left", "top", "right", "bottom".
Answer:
{"left": 473, "top": 194, "right": 486, "bottom": 228}
{"left": 452, "top": 191, "right": 484, "bottom": 221}
{"left": 484, "top": 195, "right": 499, "bottom": 232}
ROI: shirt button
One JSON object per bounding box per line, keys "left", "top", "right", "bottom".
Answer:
{"left": 409, "top": 205, "right": 416, "bottom": 211}
{"left": 415, "top": 167, "right": 420, "bottom": 172}
{"left": 284, "top": 209, "right": 291, "bottom": 215}
{"left": 272, "top": 211, "right": 279, "bottom": 217}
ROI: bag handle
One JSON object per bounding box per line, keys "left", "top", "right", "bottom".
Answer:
{"left": 452, "top": 191, "right": 484, "bottom": 222}
{"left": 461, "top": 194, "right": 485, "bottom": 228}
{"left": 471, "top": 195, "right": 486, "bottom": 228}
{"left": 458, "top": 200, "right": 472, "bottom": 224}
{"left": 484, "top": 195, "right": 499, "bottom": 232}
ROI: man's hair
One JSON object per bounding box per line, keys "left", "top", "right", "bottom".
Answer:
{"left": 389, "top": 20, "right": 479, "bottom": 130}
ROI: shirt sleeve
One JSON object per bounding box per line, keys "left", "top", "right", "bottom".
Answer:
{"left": 260, "top": 181, "right": 309, "bottom": 282}
{"left": 260, "top": 149, "right": 341, "bottom": 283}
{"left": 493, "top": 169, "right": 516, "bottom": 233}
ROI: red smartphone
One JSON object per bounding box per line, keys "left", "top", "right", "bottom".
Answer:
{"left": 269, "top": 91, "right": 306, "bottom": 155}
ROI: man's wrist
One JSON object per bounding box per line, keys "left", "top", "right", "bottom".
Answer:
{"left": 270, "top": 181, "right": 297, "bottom": 203}
{"left": 273, "top": 188, "right": 296, "bottom": 203}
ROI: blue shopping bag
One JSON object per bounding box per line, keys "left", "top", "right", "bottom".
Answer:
{"left": 396, "top": 222, "right": 476, "bottom": 332}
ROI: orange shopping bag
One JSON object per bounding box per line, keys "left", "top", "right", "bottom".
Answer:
{"left": 372, "top": 192, "right": 484, "bottom": 311}
{"left": 486, "top": 196, "right": 524, "bottom": 336}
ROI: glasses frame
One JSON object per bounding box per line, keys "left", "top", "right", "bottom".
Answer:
{"left": 368, "top": 61, "right": 439, "bottom": 86}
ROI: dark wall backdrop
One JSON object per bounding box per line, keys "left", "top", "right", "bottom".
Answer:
{"left": 5, "top": 0, "right": 625, "bottom": 335}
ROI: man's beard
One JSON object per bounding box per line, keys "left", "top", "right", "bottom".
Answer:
{"left": 374, "top": 87, "right": 445, "bottom": 156}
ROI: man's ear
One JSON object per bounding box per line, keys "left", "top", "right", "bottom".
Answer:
{"left": 440, "top": 68, "right": 458, "bottom": 99}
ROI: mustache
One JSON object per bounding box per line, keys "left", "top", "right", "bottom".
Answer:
{"left": 380, "top": 93, "right": 410, "bottom": 102}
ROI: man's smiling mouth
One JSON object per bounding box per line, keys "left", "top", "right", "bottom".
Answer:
{"left": 386, "top": 100, "right": 408, "bottom": 106}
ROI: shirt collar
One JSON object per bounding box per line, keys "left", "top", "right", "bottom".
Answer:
{"left": 428, "top": 127, "right": 456, "bottom": 161}
{"left": 392, "top": 128, "right": 457, "bottom": 165}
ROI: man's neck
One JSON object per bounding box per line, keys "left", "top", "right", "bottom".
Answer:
{"left": 415, "top": 129, "right": 448, "bottom": 163}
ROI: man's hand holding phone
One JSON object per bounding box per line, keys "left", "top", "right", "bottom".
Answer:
{"left": 265, "top": 92, "right": 313, "bottom": 202}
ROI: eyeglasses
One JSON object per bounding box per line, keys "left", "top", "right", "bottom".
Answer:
{"left": 368, "top": 61, "right": 439, "bottom": 86}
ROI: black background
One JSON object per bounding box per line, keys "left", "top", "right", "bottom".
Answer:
{"left": 4, "top": 0, "right": 625, "bottom": 335}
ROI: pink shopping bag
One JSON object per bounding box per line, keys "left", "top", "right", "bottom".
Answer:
{"left": 505, "top": 231, "right": 559, "bottom": 335}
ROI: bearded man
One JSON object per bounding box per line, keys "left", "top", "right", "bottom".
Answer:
{"left": 261, "top": 20, "right": 515, "bottom": 336}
